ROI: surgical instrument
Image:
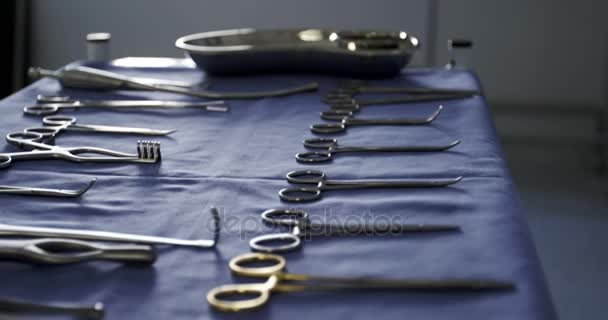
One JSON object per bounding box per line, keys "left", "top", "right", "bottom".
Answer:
{"left": 207, "top": 252, "right": 516, "bottom": 312}
{"left": 0, "top": 208, "right": 220, "bottom": 249}
{"left": 325, "top": 85, "right": 480, "bottom": 97}
{"left": 249, "top": 208, "right": 459, "bottom": 253}
{"left": 0, "top": 298, "right": 104, "bottom": 319}
{"left": 24, "top": 94, "right": 229, "bottom": 116}
{"left": 29, "top": 65, "right": 319, "bottom": 100}
{"left": 0, "top": 178, "right": 96, "bottom": 197}
{"left": 279, "top": 170, "right": 462, "bottom": 202}
{"left": 0, "top": 238, "right": 156, "bottom": 265}
{"left": 0, "top": 132, "right": 160, "bottom": 169}
{"left": 24, "top": 115, "right": 175, "bottom": 141}
{"left": 176, "top": 29, "right": 419, "bottom": 77}
{"left": 296, "top": 138, "right": 460, "bottom": 163}
{"left": 323, "top": 93, "right": 470, "bottom": 110}
{"left": 311, "top": 105, "right": 443, "bottom": 134}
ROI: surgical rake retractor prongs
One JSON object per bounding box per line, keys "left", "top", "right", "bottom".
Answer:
{"left": 136, "top": 140, "right": 161, "bottom": 163}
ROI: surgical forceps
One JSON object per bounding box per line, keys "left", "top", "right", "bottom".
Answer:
{"left": 24, "top": 94, "right": 229, "bottom": 116}
{"left": 279, "top": 170, "right": 463, "bottom": 202}
{"left": 296, "top": 138, "right": 461, "bottom": 163}
{"left": 0, "top": 132, "right": 160, "bottom": 169}
{"left": 24, "top": 115, "right": 175, "bottom": 141}
{"left": 311, "top": 105, "right": 443, "bottom": 134}
{"left": 0, "top": 178, "right": 96, "bottom": 197}
{"left": 0, "top": 298, "right": 104, "bottom": 319}
{"left": 207, "top": 252, "right": 516, "bottom": 312}
{"left": 0, "top": 208, "right": 220, "bottom": 249}
{"left": 249, "top": 208, "right": 460, "bottom": 253}
{"left": 323, "top": 93, "right": 473, "bottom": 110}
{"left": 0, "top": 238, "right": 156, "bottom": 265}
{"left": 29, "top": 66, "right": 319, "bottom": 100}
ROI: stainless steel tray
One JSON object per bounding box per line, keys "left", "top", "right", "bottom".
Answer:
{"left": 175, "top": 28, "right": 419, "bottom": 77}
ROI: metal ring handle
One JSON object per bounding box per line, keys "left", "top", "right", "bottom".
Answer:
{"left": 6, "top": 131, "right": 45, "bottom": 144}
{"left": 285, "top": 170, "right": 325, "bottom": 184}
{"left": 229, "top": 252, "right": 286, "bottom": 277}
{"left": 249, "top": 233, "right": 301, "bottom": 253}
{"left": 303, "top": 137, "right": 337, "bottom": 149}
{"left": 320, "top": 110, "right": 353, "bottom": 121}
{"left": 43, "top": 115, "right": 76, "bottom": 126}
{"left": 23, "top": 104, "right": 60, "bottom": 116}
{"left": 0, "top": 154, "right": 11, "bottom": 168}
{"left": 261, "top": 209, "right": 309, "bottom": 226}
{"left": 37, "top": 94, "right": 73, "bottom": 103}
{"left": 295, "top": 151, "right": 332, "bottom": 163}
{"left": 310, "top": 123, "right": 346, "bottom": 134}
{"left": 278, "top": 187, "right": 322, "bottom": 202}
{"left": 23, "top": 126, "right": 60, "bottom": 139}
{"left": 207, "top": 280, "right": 274, "bottom": 312}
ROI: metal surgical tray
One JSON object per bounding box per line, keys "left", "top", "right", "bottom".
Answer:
{"left": 175, "top": 28, "right": 419, "bottom": 77}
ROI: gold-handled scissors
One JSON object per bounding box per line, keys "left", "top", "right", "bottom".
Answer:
{"left": 207, "top": 252, "right": 516, "bottom": 312}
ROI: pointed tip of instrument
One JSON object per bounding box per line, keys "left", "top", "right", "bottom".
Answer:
{"left": 448, "top": 140, "right": 462, "bottom": 148}
{"left": 79, "top": 178, "right": 97, "bottom": 194}
{"left": 164, "top": 129, "right": 178, "bottom": 135}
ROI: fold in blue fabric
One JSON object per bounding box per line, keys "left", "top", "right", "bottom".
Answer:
{"left": 0, "top": 61, "right": 556, "bottom": 319}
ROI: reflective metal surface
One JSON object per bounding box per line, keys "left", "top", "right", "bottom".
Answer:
{"left": 207, "top": 252, "right": 515, "bottom": 312}
{"left": 176, "top": 29, "right": 419, "bottom": 77}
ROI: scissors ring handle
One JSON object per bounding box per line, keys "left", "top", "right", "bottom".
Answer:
{"left": 6, "top": 131, "right": 44, "bottom": 144}
{"left": 23, "top": 126, "right": 59, "bottom": 139}
{"left": 249, "top": 233, "right": 301, "bottom": 253}
{"left": 43, "top": 115, "right": 77, "bottom": 126}
{"left": 229, "top": 252, "right": 286, "bottom": 277}
{"left": 23, "top": 104, "right": 61, "bottom": 116}
{"left": 0, "top": 154, "right": 11, "bottom": 168}
{"left": 303, "top": 137, "right": 337, "bottom": 149}
{"left": 261, "top": 209, "right": 308, "bottom": 226}
{"left": 279, "top": 187, "right": 322, "bottom": 202}
{"left": 207, "top": 280, "right": 274, "bottom": 312}
{"left": 295, "top": 151, "right": 332, "bottom": 163}
{"left": 286, "top": 170, "right": 325, "bottom": 184}
{"left": 310, "top": 123, "right": 346, "bottom": 134}
{"left": 320, "top": 110, "right": 353, "bottom": 121}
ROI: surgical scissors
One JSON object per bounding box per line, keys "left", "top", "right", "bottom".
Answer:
{"left": 0, "top": 208, "right": 220, "bottom": 249}
{"left": 0, "top": 298, "right": 104, "bottom": 319}
{"left": 0, "top": 132, "right": 160, "bottom": 169}
{"left": 249, "top": 209, "right": 460, "bottom": 253}
{"left": 0, "top": 178, "right": 96, "bottom": 197}
{"left": 24, "top": 115, "right": 175, "bottom": 141}
{"left": 207, "top": 252, "right": 516, "bottom": 312}
{"left": 30, "top": 66, "right": 319, "bottom": 100}
{"left": 0, "top": 238, "right": 156, "bottom": 265}
{"left": 24, "top": 94, "right": 229, "bottom": 116}
{"left": 311, "top": 105, "right": 443, "bottom": 134}
{"left": 279, "top": 170, "right": 463, "bottom": 202}
{"left": 296, "top": 138, "right": 461, "bottom": 163}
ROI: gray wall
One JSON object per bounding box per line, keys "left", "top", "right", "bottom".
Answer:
{"left": 31, "top": 0, "right": 607, "bottom": 108}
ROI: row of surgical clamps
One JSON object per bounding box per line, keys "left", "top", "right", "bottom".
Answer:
{"left": 206, "top": 81, "right": 518, "bottom": 313}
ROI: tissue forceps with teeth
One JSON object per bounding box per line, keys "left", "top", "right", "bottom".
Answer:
{"left": 0, "top": 131, "right": 161, "bottom": 169}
